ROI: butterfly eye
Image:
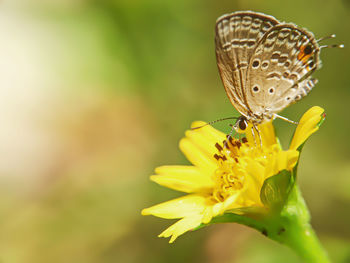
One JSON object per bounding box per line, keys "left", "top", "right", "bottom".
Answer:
{"left": 238, "top": 119, "right": 247, "bottom": 130}
{"left": 234, "top": 116, "right": 248, "bottom": 131}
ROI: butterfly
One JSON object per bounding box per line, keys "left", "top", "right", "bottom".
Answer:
{"left": 215, "top": 11, "right": 342, "bottom": 133}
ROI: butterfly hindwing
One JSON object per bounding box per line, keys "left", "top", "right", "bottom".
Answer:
{"left": 245, "top": 24, "right": 321, "bottom": 116}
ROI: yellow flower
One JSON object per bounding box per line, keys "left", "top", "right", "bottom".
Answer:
{"left": 142, "top": 106, "right": 325, "bottom": 243}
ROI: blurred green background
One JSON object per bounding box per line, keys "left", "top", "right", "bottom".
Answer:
{"left": 0, "top": 0, "right": 349, "bottom": 262}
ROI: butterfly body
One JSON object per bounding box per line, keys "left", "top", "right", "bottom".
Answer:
{"left": 215, "top": 11, "right": 321, "bottom": 126}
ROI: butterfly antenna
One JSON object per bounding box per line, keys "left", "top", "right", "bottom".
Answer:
{"left": 320, "top": 44, "right": 344, "bottom": 49}
{"left": 191, "top": 116, "right": 239, "bottom": 130}
{"left": 317, "top": 34, "right": 336, "bottom": 42}
{"left": 317, "top": 34, "right": 344, "bottom": 49}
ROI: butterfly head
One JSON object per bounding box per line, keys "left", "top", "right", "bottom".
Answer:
{"left": 234, "top": 116, "right": 249, "bottom": 133}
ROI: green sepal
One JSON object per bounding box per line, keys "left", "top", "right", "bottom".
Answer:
{"left": 280, "top": 185, "right": 310, "bottom": 223}
{"left": 260, "top": 170, "right": 292, "bottom": 211}
{"left": 317, "top": 112, "right": 326, "bottom": 128}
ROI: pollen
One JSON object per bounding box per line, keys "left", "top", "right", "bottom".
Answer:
{"left": 212, "top": 137, "right": 248, "bottom": 203}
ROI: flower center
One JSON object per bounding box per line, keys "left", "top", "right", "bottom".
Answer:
{"left": 212, "top": 137, "right": 248, "bottom": 202}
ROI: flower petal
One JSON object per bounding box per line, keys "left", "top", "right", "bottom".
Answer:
{"left": 240, "top": 170, "right": 264, "bottom": 206}
{"left": 222, "top": 192, "right": 241, "bottom": 211}
{"left": 159, "top": 214, "right": 203, "bottom": 243}
{"left": 141, "top": 194, "right": 207, "bottom": 219}
{"left": 244, "top": 158, "right": 266, "bottom": 186}
{"left": 275, "top": 150, "right": 299, "bottom": 172}
{"left": 245, "top": 121, "right": 276, "bottom": 147}
{"left": 190, "top": 121, "right": 227, "bottom": 145}
{"left": 181, "top": 121, "right": 226, "bottom": 166}
{"left": 202, "top": 207, "right": 214, "bottom": 223}
{"left": 289, "top": 106, "right": 325, "bottom": 150}
{"left": 259, "top": 121, "right": 277, "bottom": 147}
{"left": 185, "top": 130, "right": 220, "bottom": 162}
{"left": 151, "top": 165, "right": 214, "bottom": 193}
{"left": 179, "top": 138, "right": 217, "bottom": 173}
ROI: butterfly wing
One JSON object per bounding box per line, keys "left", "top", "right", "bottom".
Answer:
{"left": 245, "top": 24, "right": 321, "bottom": 117}
{"left": 215, "top": 11, "right": 280, "bottom": 116}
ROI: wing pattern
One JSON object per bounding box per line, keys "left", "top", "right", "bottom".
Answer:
{"left": 215, "top": 11, "right": 321, "bottom": 122}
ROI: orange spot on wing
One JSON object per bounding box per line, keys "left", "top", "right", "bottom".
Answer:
{"left": 297, "top": 45, "right": 312, "bottom": 66}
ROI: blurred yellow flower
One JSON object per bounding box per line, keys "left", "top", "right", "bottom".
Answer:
{"left": 142, "top": 106, "right": 324, "bottom": 243}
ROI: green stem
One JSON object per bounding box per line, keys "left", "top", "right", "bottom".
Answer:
{"left": 274, "top": 220, "right": 330, "bottom": 263}
{"left": 208, "top": 186, "right": 331, "bottom": 262}
{"left": 266, "top": 186, "right": 331, "bottom": 263}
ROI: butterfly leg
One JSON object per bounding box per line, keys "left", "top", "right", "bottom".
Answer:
{"left": 253, "top": 124, "right": 263, "bottom": 147}
{"left": 273, "top": 114, "right": 299, "bottom": 125}
{"left": 250, "top": 126, "right": 256, "bottom": 146}
{"left": 250, "top": 125, "right": 262, "bottom": 147}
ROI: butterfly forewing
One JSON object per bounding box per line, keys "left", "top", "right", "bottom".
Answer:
{"left": 215, "top": 11, "right": 280, "bottom": 116}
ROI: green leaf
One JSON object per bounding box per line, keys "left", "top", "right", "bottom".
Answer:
{"left": 260, "top": 170, "right": 292, "bottom": 210}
